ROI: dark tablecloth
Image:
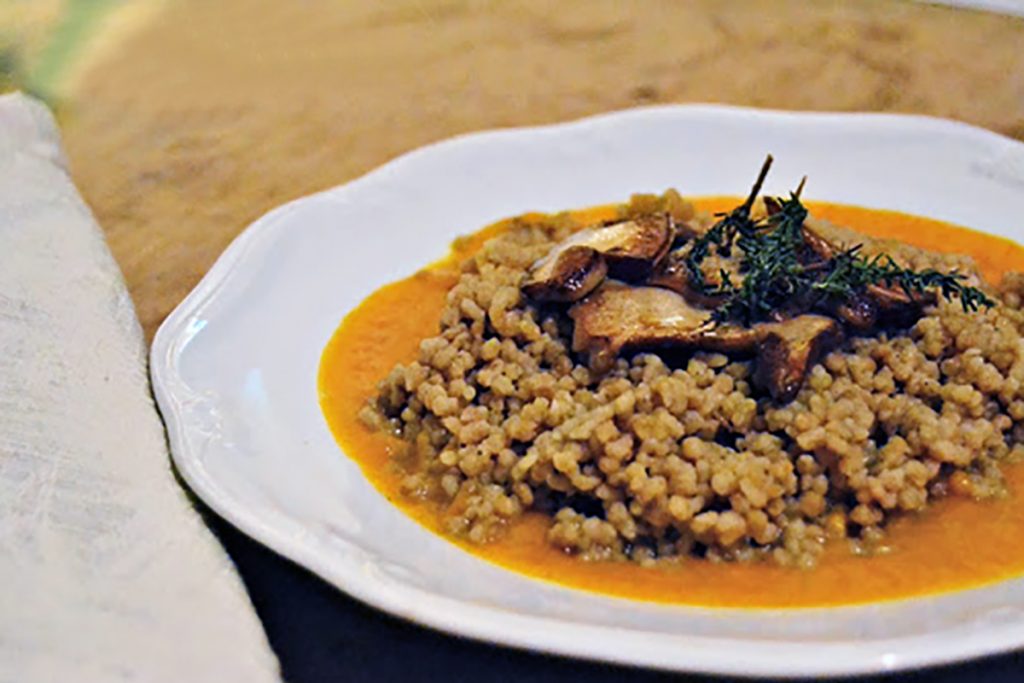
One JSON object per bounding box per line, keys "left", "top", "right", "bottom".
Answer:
{"left": 208, "top": 514, "right": 1024, "bottom": 682}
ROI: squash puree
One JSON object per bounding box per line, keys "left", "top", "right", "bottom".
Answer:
{"left": 319, "top": 200, "right": 1024, "bottom": 608}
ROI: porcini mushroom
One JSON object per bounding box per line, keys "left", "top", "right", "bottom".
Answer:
{"left": 753, "top": 315, "right": 843, "bottom": 402}
{"left": 521, "top": 245, "right": 608, "bottom": 303}
{"left": 569, "top": 283, "right": 720, "bottom": 370}
{"left": 570, "top": 284, "right": 841, "bottom": 400}
{"left": 522, "top": 214, "right": 674, "bottom": 302}
{"left": 802, "top": 223, "right": 934, "bottom": 327}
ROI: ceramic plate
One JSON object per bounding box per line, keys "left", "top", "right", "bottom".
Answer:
{"left": 152, "top": 105, "right": 1024, "bottom": 678}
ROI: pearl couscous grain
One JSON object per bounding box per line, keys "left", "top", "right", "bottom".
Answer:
{"left": 362, "top": 192, "right": 1024, "bottom": 567}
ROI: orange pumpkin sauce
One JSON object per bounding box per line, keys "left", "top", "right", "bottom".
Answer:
{"left": 319, "top": 200, "right": 1024, "bottom": 608}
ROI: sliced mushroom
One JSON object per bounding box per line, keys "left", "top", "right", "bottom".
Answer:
{"left": 569, "top": 283, "right": 720, "bottom": 371}
{"left": 522, "top": 214, "right": 674, "bottom": 302}
{"left": 802, "top": 222, "right": 838, "bottom": 261}
{"left": 599, "top": 214, "right": 675, "bottom": 280}
{"left": 802, "top": 224, "right": 932, "bottom": 327}
{"left": 834, "top": 293, "right": 878, "bottom": 331}
{"left": 521, "top": 245, "right": 609, "bottom": 303}
{"left": 569, "top": 284, "right": 757, "bottom": 369}
{"left": 753, "top": 315, "right": 843, "bottom": 402}
{"left": 647, "top": 256, "right": 704, "bottom": 301}
{"left": 867, "top": 283, "right": 936, "bottom": 327}
{"left": 648, "top": 252, "right": 735, "bottom": 308}
{"left": 867, "top": 283, "right": 934, "bottom": 309}
{"left": 570, "top": 284, "right": 841, "bottom": 401}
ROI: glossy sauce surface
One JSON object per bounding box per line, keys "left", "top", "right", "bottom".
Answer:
{"left": 319, "top": 200, "right": 1024, "bottom": 608}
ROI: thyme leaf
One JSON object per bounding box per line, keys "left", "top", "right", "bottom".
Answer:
{"left": 684, "top": 155, "right": 773, "bottom": 290}
{"left": 685, "top": 157, "right": 995, "bottom": 326}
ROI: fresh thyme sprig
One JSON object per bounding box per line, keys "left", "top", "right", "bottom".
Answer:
{"left": 684, "top": 155, "right": 773, "bottom": 291}
{"left": 685, "top": 157, "right": 995, "bottom": 326}
{"left": 822, "top": 248, "right": 995, "bottom": 312}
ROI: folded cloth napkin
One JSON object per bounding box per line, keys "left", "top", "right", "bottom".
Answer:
{"left": 0, "top": 93, "right": 280, "bottom": 682}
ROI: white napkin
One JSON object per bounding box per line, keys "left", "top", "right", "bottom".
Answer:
{"left": 0, "top": 93, "right": 280, "bottom": 683}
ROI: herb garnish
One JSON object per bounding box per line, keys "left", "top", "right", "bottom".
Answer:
{"left": 685, "top": 156, "right": 995, "bottom": 325}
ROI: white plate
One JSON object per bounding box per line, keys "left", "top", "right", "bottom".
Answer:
{"left": 152, "top": 105, "right": 1024, "bottom": 678}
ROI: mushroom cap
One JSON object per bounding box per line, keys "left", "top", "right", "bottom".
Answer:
{"left": 522, "top": 214, "right": 674, "bottom": 303}
{"left": 753, "top": 315, "right": 843, "bottom": 402}
{"left": 570, "top": 283, "right": 842, "bottom": 401}
{"left": 803, "top": 222, "right": 933, "bottom": 326}
{"left": 569, "top": 283, "right": 751, "bottom": 371}
{"left": 521, "top": 245, "right": 608, "bottom": 303}
{"left": 648, "top": 252, "right": 733, "bottom": 308}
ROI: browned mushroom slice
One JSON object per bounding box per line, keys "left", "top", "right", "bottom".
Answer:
{"left": 600, "top": 214, "right": 675, "bottom": 280}
{"left": 569, "top": 284, "right": 710, "bottom": 371}
{"left": 522, "top": 214, "right": 674, "bottom": 302}
{"left": 802, "top": 224, "right": 932, "bottom": 327}
{"left": 802, "top": 223, "right": 837, "bottom": 261}
{"left": 753, "top": 315, "right": 843, "bottom": 402}
{"left": 648, "top": 257, "right": 703, "bottom": 301}
{"left": 834, "top": 294, "right": 878, "bottom": 331}
{"left": 866, "top": 283, "right": 936, "bottom": 327}
{"left": 570, "top": 284, "right": 841, "bottom": 401}
{"left": 866, "top": 283, "right": 935, "bottom": 309}
{"left": 521, "top": 245, "right": 609, "bottom": 303}
{"left": 568, "top": 284, "right": 752, "bottom": 371}
{"left": 649, "top": 253, "right": 734, "bottom": 308}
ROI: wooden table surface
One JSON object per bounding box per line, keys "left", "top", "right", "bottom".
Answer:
{"left": 58, "top": 0, "right": 1024, "bottom": 340}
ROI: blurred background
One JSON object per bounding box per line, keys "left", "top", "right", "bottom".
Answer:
{"left": 2, "top": 0, "right": 1023, "bottom": 342}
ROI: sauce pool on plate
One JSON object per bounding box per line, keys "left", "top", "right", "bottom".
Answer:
{"left": 318, "top": 199, "right": 1024, "bottom": 608}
